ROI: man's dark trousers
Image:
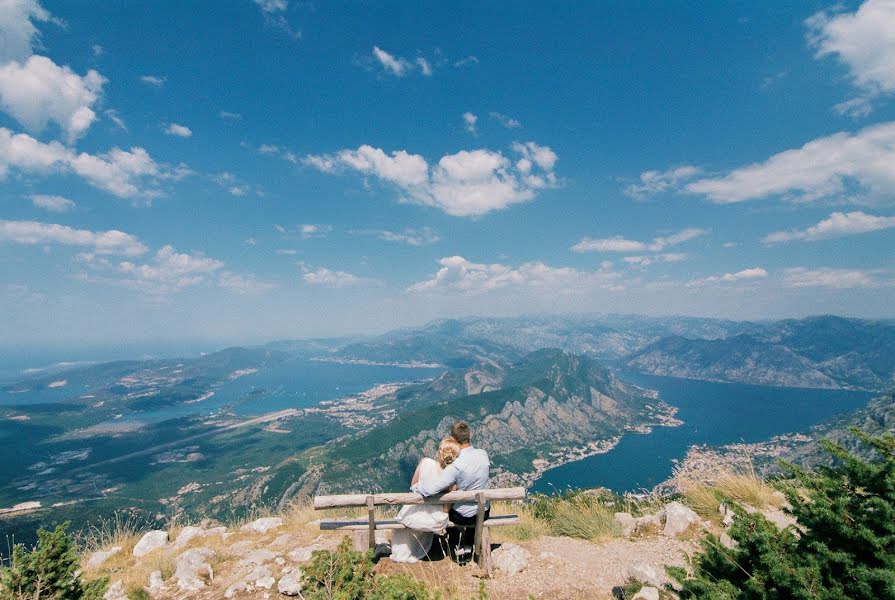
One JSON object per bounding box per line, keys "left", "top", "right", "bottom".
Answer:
{"left": 446, "top": 507, "right": 490, "bottom": 559}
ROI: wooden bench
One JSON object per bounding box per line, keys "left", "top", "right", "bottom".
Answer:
{"left": 313, "top": 487, "right": 526, "bottom": 576}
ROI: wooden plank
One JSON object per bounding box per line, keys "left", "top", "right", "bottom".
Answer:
{"left": 480, "top": 526, "right": 493, "bottom": 577}
{"left": 473, "top": 493, "right": 486, "bottom": 566}
{"left": 366, "top": 496, "right": 375, "bottom": 551}
{"left": 319, "top": 515, "right": 521, "bottom": 531}
{"left": 313, "top": 487, "right": 525, "bottom": 509}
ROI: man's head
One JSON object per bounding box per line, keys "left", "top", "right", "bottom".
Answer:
{"left": 450, "top": 421, "right": 471, "bottom": 446}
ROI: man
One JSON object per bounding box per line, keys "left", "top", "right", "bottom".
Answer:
{"left": 411, "top": 420, "right": 490, "bottom": 563}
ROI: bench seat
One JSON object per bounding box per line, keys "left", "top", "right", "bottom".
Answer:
{"left": 319, "top": 514, "right": 520, "bottom": 531}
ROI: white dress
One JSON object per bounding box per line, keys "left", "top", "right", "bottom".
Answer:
{"left": 390, "top": 457, "right": 450, "bottom": 563}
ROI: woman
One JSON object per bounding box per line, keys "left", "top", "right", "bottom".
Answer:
{"left": 389, "top": 437, "right": 461, "bottom": 563}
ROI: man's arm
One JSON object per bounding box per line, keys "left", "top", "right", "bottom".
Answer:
{"left": 411, "top": 464, "right": 460, "bottom": 496}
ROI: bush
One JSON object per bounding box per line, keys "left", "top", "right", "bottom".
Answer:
{"left": 0, "top": 522, "right": 107, "bottom": 600}
{"left": 369, "top": 573, "right": 433, "bottom": 600}
{"left": 530, "top": 491, "right": 621, "bottom": 541}
{"left": 670, "top": 429, "right": 895, "bottom": 599}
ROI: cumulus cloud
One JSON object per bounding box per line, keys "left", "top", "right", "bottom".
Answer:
{"left": 0, "top": 55, "right": 105, "bottom": 142}
{"left": 489, "top": 112, "right": 521, "bottom": 129}
{"left": 408, "top": 255, "right": 621, "bottom": 294}
{"left": 219, "top": 111, "right": 242, "bottom": 120}
{"left": 164, "top": 123, "right": 192, "bottom": 137}
{"left": 0, "top": 0, "right": 50, "bottom": 62}
{"left": 117, "top": 245, "right": 223, "bottom": 293}
{"left": 140, "top": 74, "right": 165, "bottom": 87}
{"left": 686, "top": 267, "right": 768, "bottom": 287}
{"left": 0, "top": 127, "right": 174, "bottom": 199}
{"left": 375, "top": 227, "right": 440, "bottom": 246}
{"left": 622, "top": 253, "right": 687, "bottom": 266}
{"left": 453, "top": 55, "right": 479, "bottom": 68}
{"left": 763, "top": 211, "right": 895, "bottom": 244}
{"left": 781, "top": 267, "right": 886, "bottom": 289}
{"left": 0, "top": 219, "right": 147, "bottom": 255}
{"left": 463, "top": 112, "right": 477, "bottom": 136}
{"left": 371, "top": 46, "right": 430, "bottom": 77}
{"left": 806, "top": 0, "right": 895, "bottom": 113}
{"left": 572, "top": 227, "right": 706, "bottom": 253}
{"left": 253, "top": 0, "right": 287, "bottom": 13}
{"left": 30, "top": 194, "right": 74, "bottom": 212}
{"left": 300, "top": 264, "right": 365, "bottom": 287}
{"left": 685, "top": 122, "right": 895, "bottom": 204}
{"left": 300, "top": 224, "right": 331, "bottom": 239}
{"left": 624, "top": 165, "right": 701, "bottom": 198}
{"left": 217, "top": 271, "right": 278, "bottom": 295}
{"left": 305, "top": 141, "right": 558, "bottom": 217}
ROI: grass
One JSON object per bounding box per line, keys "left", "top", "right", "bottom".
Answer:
{"left": 678, "top": 465, "right": 787, "bottom": 521}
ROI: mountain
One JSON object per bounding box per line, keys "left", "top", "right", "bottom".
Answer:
{"left": 300, "top": 349, "right": 673, "bottom": 494}
{"left": 625, "top": 316, "right": 895, "bottom": 391}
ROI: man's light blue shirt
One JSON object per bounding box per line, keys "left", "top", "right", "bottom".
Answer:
{"left": 411, "top": 446, "right": 490, "bottom": 518}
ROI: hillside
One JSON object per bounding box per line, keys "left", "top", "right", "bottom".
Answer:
{"left": 625, "top": 316, "right": 895, "bottom": 391}
{"left": 301, "top": 349, "right": 675, "bottom": 493}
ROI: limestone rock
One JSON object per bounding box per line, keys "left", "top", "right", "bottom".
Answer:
{"left": 174, "top": 547, "right": 215, "bottom": 592}
{"left": 278, "top": 568, "right": 303, "bottom": 596}
{"left": 173, "top": 526, "right": 205, "bottom": 548}
{"left": 720, "top": 532, "right": 737, "bottom": 549}
{"left": 662, "top": 501, "right": 700, "bottom": 537}
{"left": 224, "top": 565, "right": 273, "bottom": 598}
{"left": 492, "top": 542, "right": 530, "bottom": 576}
{"left": 103, "top": 580, "right": 127, "bottom": 600}
{"left": 632, "top": 586, "right": 660, "bottom": 600}
{"left": 719, "top": 502, "right": 734, "bottom": 526}
{"left": 87, "top": 546, "right": 121, "bottom": 569}
{"left": 147, "top": 570, "right": 167, "bottom": 596}
{"left": 635, "top": 511, "right": 663, "bottom": 531}
{"left": 237, "top": 548, "right": 277, "bottom": 567}
{"left": 240, "top": 517, "right": 283, "bottom": 534}
{"left": 133, "top": 530, "right": 168, "bottom": 557}
{"left": 625, "top": 563, "right": 666, "bottom": 588}
{"left": 614, "top": 512, "right": 636, "bottom": 538}
{"left": 288, "top": 544, "right": 324, "bottom": 563}
{"left": 761, "top": 508, "right": 795, "bottom": 531}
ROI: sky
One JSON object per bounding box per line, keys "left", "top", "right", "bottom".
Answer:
{"left": 0, "top": 0, "right": 894, "bottom": 346}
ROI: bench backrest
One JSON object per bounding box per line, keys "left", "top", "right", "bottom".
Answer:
{"left": 312, "top": 486, "right": 526, "bottom": 510}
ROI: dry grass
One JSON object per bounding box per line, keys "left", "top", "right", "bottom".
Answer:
{"left": 679, "top": 465, "right": 786, "bottom": 521}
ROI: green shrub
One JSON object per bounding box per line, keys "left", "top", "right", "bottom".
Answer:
{"left": 301, "top": 537, "right": 376, "bottom": 600}
{"left": 369, "top": 573, "right": 432, "bottom": 600}
{"left": 670, "top": 429, "right": 895, "bottom": 599}
{"left": 0, "top": 522, "right": 107, "bottom": 600}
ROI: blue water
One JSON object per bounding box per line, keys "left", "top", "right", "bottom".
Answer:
{"left": 531, "top": 373, "right": 874, "bottom": 494}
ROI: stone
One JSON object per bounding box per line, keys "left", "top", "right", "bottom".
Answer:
{"left": 103, "top": 580, "right": 127, "bottom": 600}
{"left": 237, "top": 548, "right": 277, "bottom": 567}
{"left": 625, "top": 563, "right": 666, "bottom": 588}
{"left": 224, "top": 565, "right": 273, "bottom": 598}
{"left": 632, "top": 586, "right": 660, "bottom": 600}
{"left": 719, "top": 502, "right": 735, "bottom": 526}
{"left": 278, "top": 569, "right": 303, "bottom": 596}
{"left": 288, "top": 544, "right": 324, "bottom": 563}
{"left": 635, "top": 511, "right": 663, "bottom": 530}
{"left": 133, "top": 530, "right": 169, "bottom": 557}
{"left": 174, "top": 547, "right": 215, "bottom": 592}
{"left": 662, "top": 501, "right": 700, "bottom": 537}
{"left": 256, "top": 576, "right": 276, "bottom": 589}
{"left": 614, "top": 512, "right": 636, "bottom": 537}
{"left": 761, "top": 508, "right": 796, "bottom": 531}
{"left": 173, "top": 526, "right": 204, "bottom": 548}
{"left": 87, "top": 546, "right": 121, "bottom": 569}
{"left": 491, "top": 542, "right": 530, "bottom": 576}
{"left": 720, "top": 532, "right": 737, "bottom": 549}
{"left": 147, "top": 570, "right": 167, "bottom": 596}
{"left": 240, "top": 517, "right": 283, "bottom": 534}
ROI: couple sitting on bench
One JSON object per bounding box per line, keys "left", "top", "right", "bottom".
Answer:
{"left": 391, "top": 420, "right": 490, "bottom": 564}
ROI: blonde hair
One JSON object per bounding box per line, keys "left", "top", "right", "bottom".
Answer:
{"left": 437, "top": 436, "right": 462, "bottom": 468}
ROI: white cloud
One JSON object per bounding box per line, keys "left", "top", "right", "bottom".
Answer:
{"left": 0, "top": 128, "right": 169, "bottom": 199}
{"left": 687, "top": 267, "right": 768, "bottom": 287}
{"left": 408, "top": 255, "right": 621, "bottom": 294}
{"left": 305, "top": 141, "right": 559, "bottom": 217}
{"left": 624, "top": 165, "right": 701, "bottom": 198}
{"left": 165, "top": 123, "right": 192, "bottom": 137}
{"left": 117, "top": 245, "right": 223, "bottom": 293}
{"left": 258, "top": 143, "right": 279, "bottom": 154}
{"left": 371, "top": 46, "right": 430, "bottom": 77}
{"left": 685, "top": 122, "right": 895, "bottom": 204}
{"left": 104, "top": 109, "right": 127, "bottom": 131}
{"left": 219, "top": 110, "right": 242, "bottom": 120}
{"left": 253, "top": 0, "right": 287, "bottom": 13}
{"left": 0, "top": 0, "right": 50, "bottom": 62}
{"left": 375, "top": 227, "right": 440, "bottom": 246}
{"left": 763, "top": 211, "right": 895, "bottom": 244}
{"left": 275, "top": 248, "right": 296, "bottom": 255}
{"left": 0, "top": 219, "right": 147, "bottom": 255}
{"left": 572, "top": 227, "right": 706, "bottom": 253}
{"left": 301, "top": 265, "right": 364, "bottom": 287}
{"left": 140, "top": 74, "right": 165, "bottom": 87}
{"left": 781, "top": 267, "right": 885, "bottom": 289}
{"left": 30, "top": 193, "right": 74, "bottom": 212}
{"left": 807, "top": 0, "right": 895, "bottom": 111}
{"left": 92, "top": 44, "right": 103, "bottom": 57}
{"left": 300, "top": 223, "right": 331, "bottom": 239}
{"left": 834, "top": 96, "right": 874, "bottom": 118}
{"left": 0, "top": 55, "right": 106, "bottom": 142}
{"left": 463, "top": 112, "right": 477, "bottom": 136}
{"left": 489, "top": 112, "right": 521, "bottom": 129}
{"left": 622, "top": 253, "right": 687, "bottom": 266}
{"left": 218, "top": 271, "right": 277, "bottom": 295}
{"left": 453, "top": 56, "right": 479, "bottom": 68}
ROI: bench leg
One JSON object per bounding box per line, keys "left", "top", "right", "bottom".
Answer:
{"left": 478, "top": 526, "right": 493, "bottom": 577}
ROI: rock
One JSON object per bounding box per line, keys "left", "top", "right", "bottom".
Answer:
{"left": 663, "top": 501, "right": 700, "bottom": 537}
{"left": 761, "top": 508, "right": 796, "bottom": 531}
{"left": 614, "top": 512, "right": 636, "bottom": 537}
{"left": 256, "top": 575, "right": 276, "bottom": 589}
{"left": 174, "top": 547, "right": 215, "bottom": 592}
{"left": 278, "top": 569, "right": 303, "bottom": 596}
{"left": 288, "top": 544, "right": 324, "bottom": 563}
{"left": 720, "top": 532, "right": 737, "bottom": 549}
{"left": 491, "top": 542, "right": 530, "bottom": 576}
{"left": 87, "top": 546, "right": 121, "bottom": 569}
{"left": 240, "top": 517, "right": 283, "bottom": 534}
{"left": 224, "top": 565, "right": 273, "bottom": 598}
{"left": 272, "top": 533, "right": 295, "bottom": 548}
{"left": 625, "top": 563, "right": 666, "bottom": 588}
{"left": 204, "top": 526, "right": 228, "bottom": 537}
{"left": 103, "top": 580, "right": 126, "bottom": 600}
{"left": 635, "top": 512, "right": 663, "bottom": 530}
{"left": 237, "top": 548, "right": 277, "bottom": 567}
{"left": 719, "top": 502, "right": 734, "bottom": 526}
{"left": 133, "top": 530, "right": 169, "bottom": 557}
{"left": 632, "top": 586, "right": 660, "bottom": 600}
{"left": 147, "top": 570, "right": 167, "bottom": 596}
{"left": 173, "top": 526, "right": 205, "bottom": 548}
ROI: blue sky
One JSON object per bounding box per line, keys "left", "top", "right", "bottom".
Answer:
{"left": 1, "top": 0, "right": 894, "bottom": 345}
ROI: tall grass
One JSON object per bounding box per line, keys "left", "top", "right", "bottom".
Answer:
{"left": 678, "top": 464, "right": 786, "bottom": 520}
